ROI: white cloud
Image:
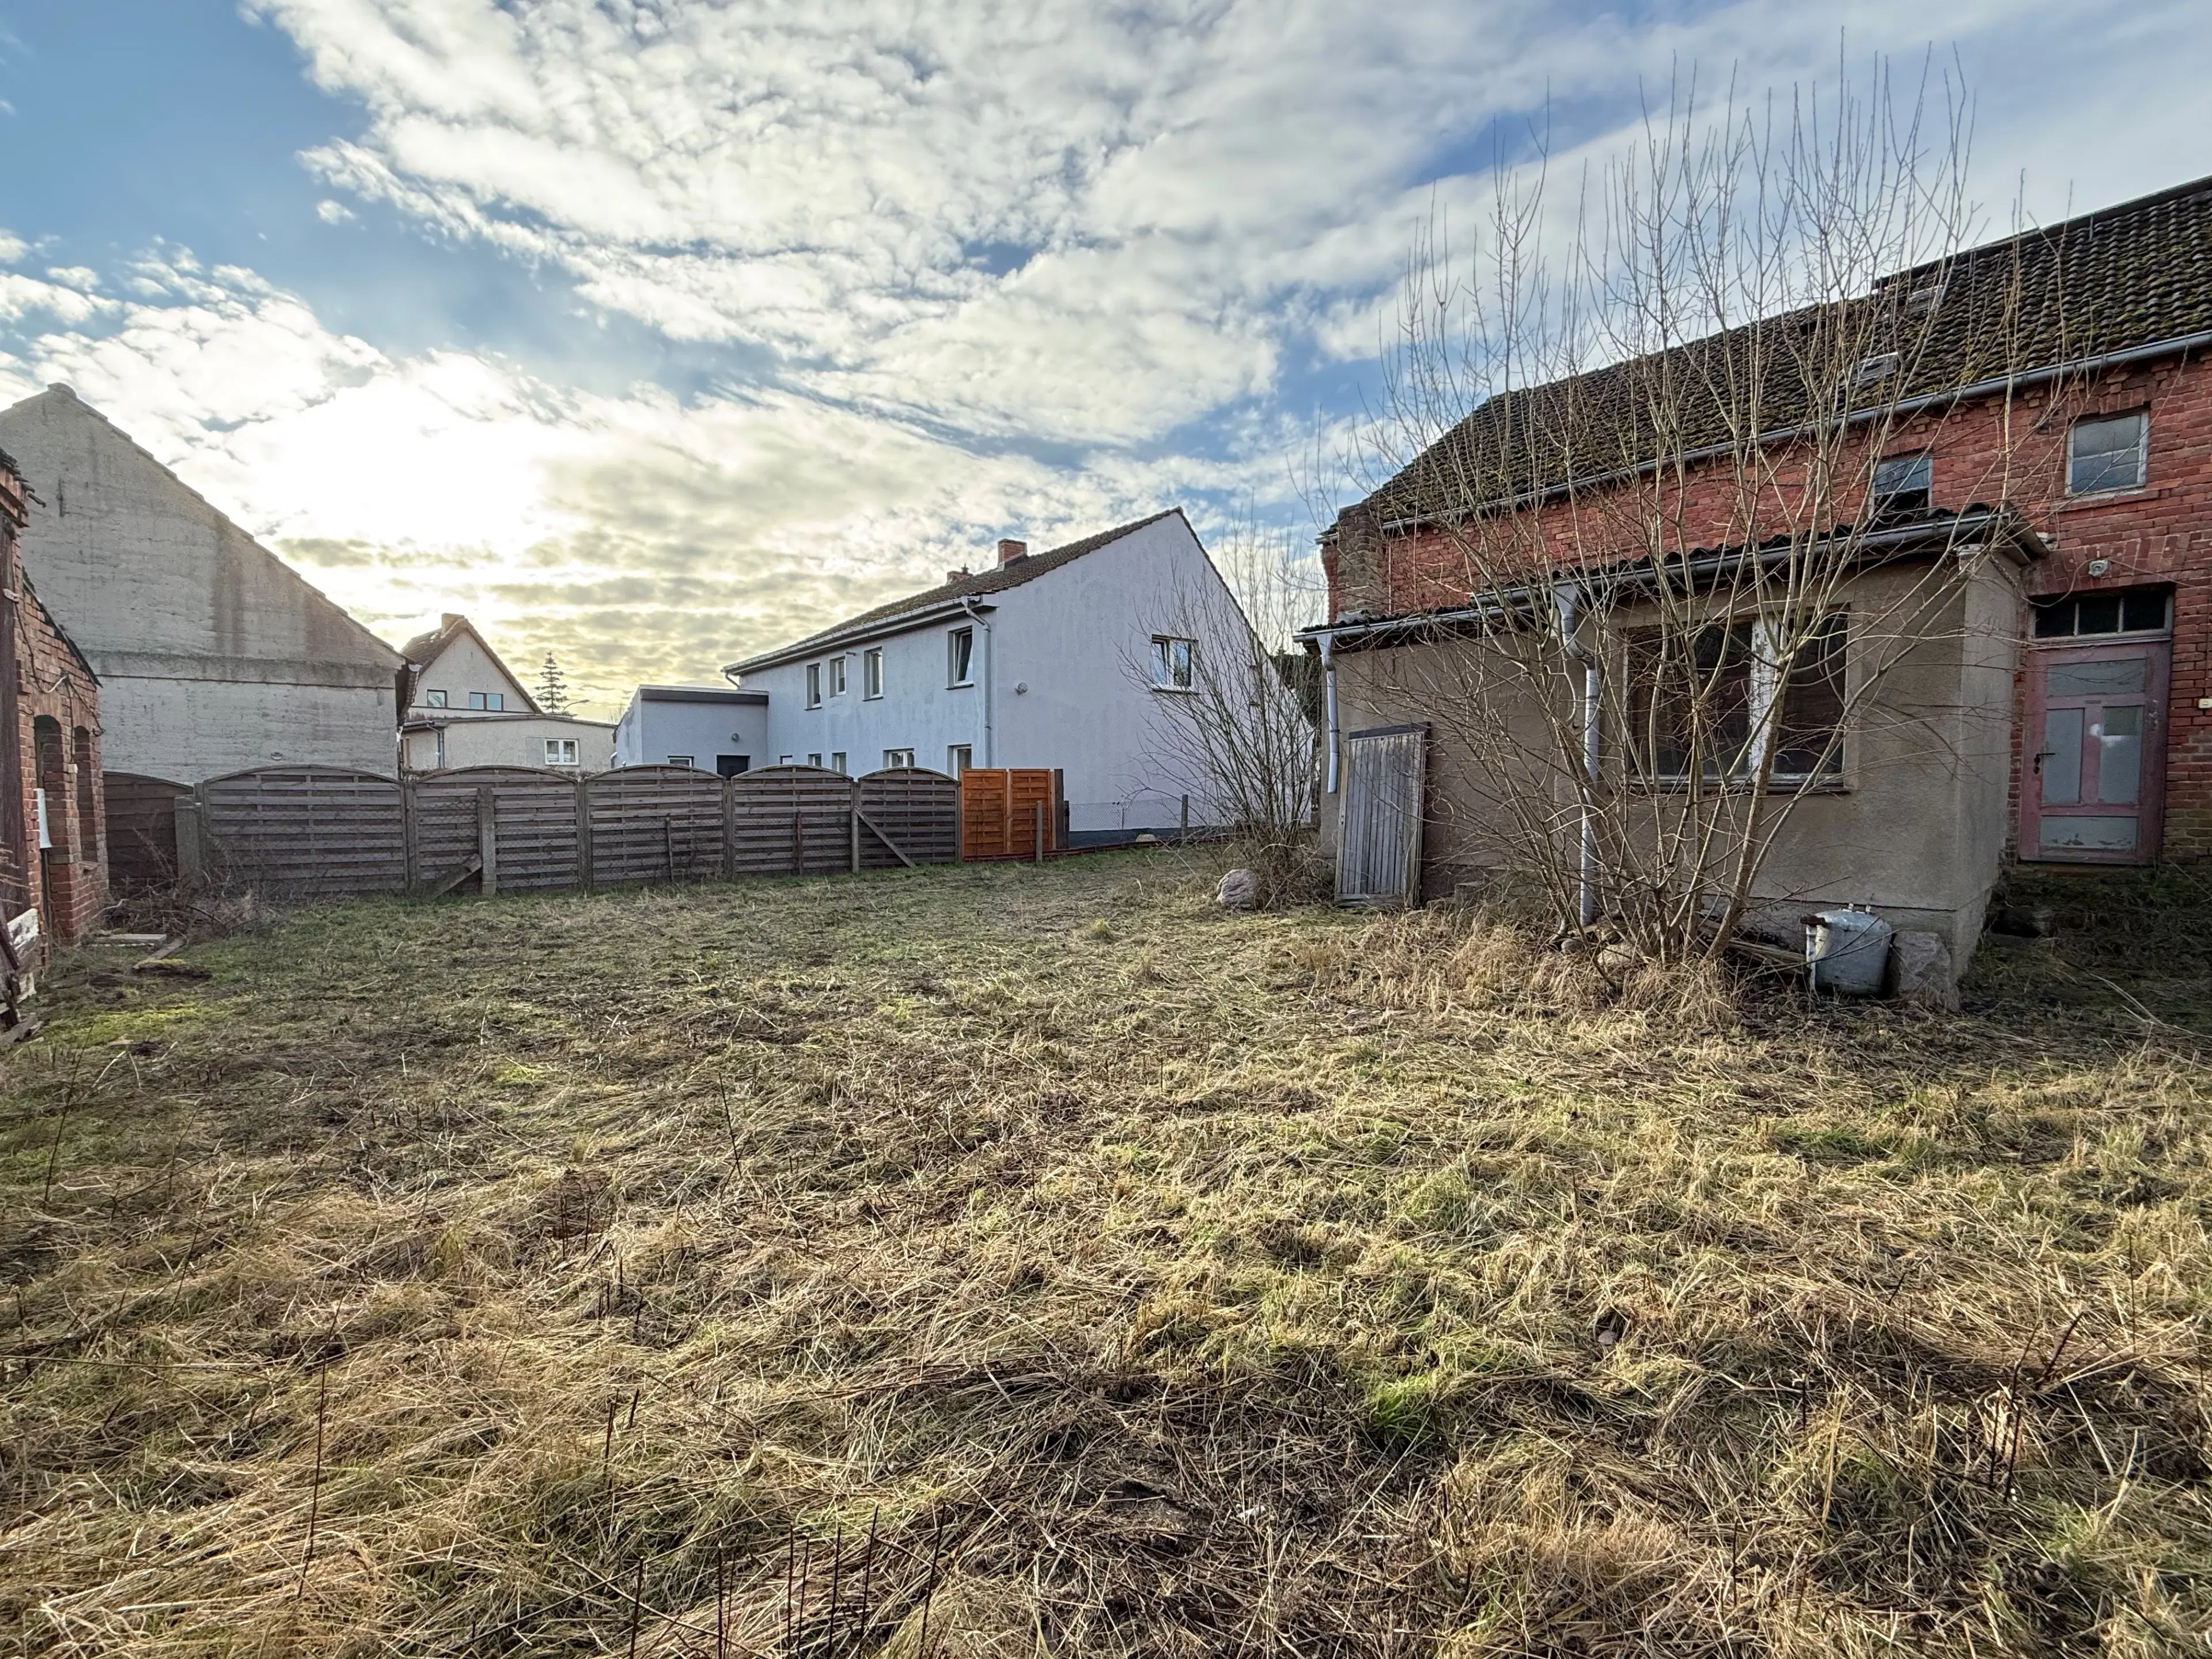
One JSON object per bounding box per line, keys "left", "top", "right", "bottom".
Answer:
{"left": 315, "top": 198, "right": 356, "bottom": 224}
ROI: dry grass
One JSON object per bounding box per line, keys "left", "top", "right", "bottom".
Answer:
{"left": 3, "top": 850, "right": 2209, "bottom": 1657}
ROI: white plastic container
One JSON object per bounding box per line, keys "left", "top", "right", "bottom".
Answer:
{"left": 1804, "top": 906, "right": 1893, "bottom": 995}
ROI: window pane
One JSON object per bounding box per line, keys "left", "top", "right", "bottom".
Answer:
{"left": 1775, "top": 613, "right": 1848, "bottom": 775}
{"left": 2040, "top": 707, "right": 2084, "bottom": 805}
{"left": 2047, "top": 658, "right": 2146, "bottom": 696}
{"left": 1870, "top": 453, "right": 1932, "bottom": 519}
{"left": 2039, "top": 815, "right": 2136, "bottom": 853}
{"left": 2122, "top": 589, "right": 2168, "bottom": 631}
{"left": 1171, "top": 638, "right": 1193, "bottom": 687}
{"left": 2032, "top": 602, "right": 2073, "bottom": 638}
{"left": 2068, "top": 414, "right": 2145, "bottom": 493}
{"left": 2074, "top": 594, "right": 2122, "bottom": 635}
{"left": 2096, "top": 705, "right": 2142, "bottom": 804}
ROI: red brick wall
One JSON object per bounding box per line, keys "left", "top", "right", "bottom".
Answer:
{"left": 0, "top": 470, "right": 105, "bottom": 953}
{"left": 1334, "top": 347, "right": 2212, "bottom": 860}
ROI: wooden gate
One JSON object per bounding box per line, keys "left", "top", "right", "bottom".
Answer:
{"left": 1335, "top": 724, "right": 1426, "bottom": 906}
{"left": 959, "top": 768, "right": 1061, "bottom": 860}
{"left": 103, "top": 772, "right": 191, "bottom": 891}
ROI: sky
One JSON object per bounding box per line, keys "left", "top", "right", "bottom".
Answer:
{"left": 0, "top": 1, "right": 2208, "bottom": 716}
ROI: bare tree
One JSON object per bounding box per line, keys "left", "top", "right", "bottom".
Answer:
{"left": 1331, "top": 60, "right": 2086, "bottom": 960}
{"left": 1137, "top": 515, "right": 1323, "bottom": 899}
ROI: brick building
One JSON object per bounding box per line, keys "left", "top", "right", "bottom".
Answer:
{"left": 1305, "top": 174, "right": 2212, "bottom": 956}
{"left": 0, "top": 446, "right": 106, "bottom": 985}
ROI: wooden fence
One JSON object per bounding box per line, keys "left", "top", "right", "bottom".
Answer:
{"left": 959, "top": 768, "right": 1066, "bottom": 861}
{"left": 150, "top": 763, "right": 961, "bottom": 899}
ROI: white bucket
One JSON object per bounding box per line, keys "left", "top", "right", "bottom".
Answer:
{"left": 1805, "top": 907, "right": 1893, "bottom": 996}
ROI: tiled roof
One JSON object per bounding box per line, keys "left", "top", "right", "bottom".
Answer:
{"left": 1364, "top": 173, "right": 2212, "bottom": 526}
{"left": 397, "top": 613, "right": 541, "bottom": 715}
{"left": 725, "top": 509, "right": 1185, "bottom": 673}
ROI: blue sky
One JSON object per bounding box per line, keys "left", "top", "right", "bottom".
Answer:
{"left": 2, "top": 0, "right": 2209, "bottom": 714}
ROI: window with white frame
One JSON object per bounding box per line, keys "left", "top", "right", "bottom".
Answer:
{"left": 863, "top": 647, "right": 884, "bottom": 698}
{"left": 948, "top": 627, "right": 975, "bottom": 686}
{"left": 883, "top": 747, "right": 916, "bottom": 768}
{"left": 805, "top": 662, "right": 822, "bottom": 707}
{"left": 807, "top": 752, "right": 823, "bottom": 767}
{"left": 543, "top": 737, "right": 579, "bottom": 767}
{"left": 2068, "top": 411, "right": 2147, "bottom": 495}
{"left": 830, "top": 752, "right": 847, "bottom": 774}
{"left": 947, "top": 744, "right": 972, "bottom": 775}
{"left": 1151, "top": 635, "right": 1195, "bottom": 691}
{"left": 1625, "top": 613, "right": 1847, "bottom": 785}
{"left": 829, "top": 656, "right": 847, "bottom": 696}
{"left": 667, "top": 754, "right": 695, "bottom": 768}
{"left": 424, "top": 688, "right": 448, "bottom": 708}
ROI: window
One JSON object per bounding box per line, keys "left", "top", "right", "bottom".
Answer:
{"left": 543, "top": 737, "right": 579, "bottom": 767}
{"left": 1626, "top": 613, "right": 1847, "bottom": 784}
{"left": 2068, "top": 412, "right": 2147, "bottom": 495}
{"left": 948, "top": 627, "right": 975, "bottom": 686}
{"left": 1853, "top": 351, "right": 1901, "bottom": 387}
{"left": 1869, "top": 452, "right": 1932, "bottom": 524}
{"left": 807, "top": 752, "right": 823, "bottom": 767}
{"left": 667, "top": 753, "right": 695, "bottom": 768}
{"left": 883, "top": 748, "right": 916, "bottom": 768}
{"left": 806, "top": 662, "right": 822, "bottom": 707}
{"left": 424, "top": 688, "right": 448, "bottom": 709}
{"left": 715, "top": 754, "right": 749, "bottom": 777}
{"left": 830, "top": 752, "right": 847, "bottom": 774}
{"left": 863, "top": 647, "right": 884, "bottom": 698}
{"left": 948, "top": 744, "right": 972, "bottom": 775}
{"left": 829, "top": 656, "right": 847, "bottom": 696}
{"left": 1151, "top": 635, "right": 1196, "bottom": 691}
{"left": 778, "top": 754, "right": 794, "bottom": 764}
{"left": 2032, "top": 588, "right": 2169, "bottom": 638}
{"left": 467, "top": 691, "right": 486, "bottom": 710}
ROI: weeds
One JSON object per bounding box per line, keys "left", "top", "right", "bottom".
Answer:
{"left": 1, "top": 851, "right": 2209, "bottom": 1655}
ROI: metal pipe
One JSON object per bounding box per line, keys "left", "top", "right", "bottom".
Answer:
{"left": 1318, "top": 631, "right": 1341, "bottom": 794}
{"left": 1553, "top": 584, "right": 1600, "bottom": 930}
{"left": 958, "top": 596, "right": 994, "bottom": 766}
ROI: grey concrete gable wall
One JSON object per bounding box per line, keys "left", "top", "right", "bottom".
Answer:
{"left": 0, "top": 388, "right": 400, "bottom": 685}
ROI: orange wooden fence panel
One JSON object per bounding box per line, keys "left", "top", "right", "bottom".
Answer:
{"left": 958, "top": 768, "right": 1062, "bottom": 860}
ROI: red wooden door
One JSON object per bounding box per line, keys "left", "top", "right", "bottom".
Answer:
{"left": 2021, "top": 638, "right": 2169, "bottom": 862}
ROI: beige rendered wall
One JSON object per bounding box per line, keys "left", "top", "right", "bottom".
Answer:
{"left": 1323, "top": 558, "right": 2027, "bottom": 963}
{"left": 408, "top": 632, "right": 533, "bottom": 715}
{"left": 417, "top": 717, "right": 616, "bottom": 773}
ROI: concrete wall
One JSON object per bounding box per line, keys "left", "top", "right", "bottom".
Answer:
{"left": 403, "top": 715, "right": 616, "bottom": 772}
{"left": 1324, "top": 555, "right": 2027, "bottom": 963}
{"left": 0, "top": 386, "right": 401, "bottom": 780}
{"left": 741, "top": 514, "right": 1291, "bottom": 832}
{"left": 614, "top": 688, "right": 770, "bottom": 771}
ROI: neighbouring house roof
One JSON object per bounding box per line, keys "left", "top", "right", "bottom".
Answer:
{"left": 635, "top": 684, "right": 768, "bottom": 706}
{"left": 21, "top": 570, "right": 98, "bottom": 686}
{"left": 396, "top": 613, "right": 543, "bottom": 719}
{"left": 724, "top": 508, "right": 1187, "bottom": 676}
{"left": 1363, "top": 173, "right": 2212, "bottom": 530}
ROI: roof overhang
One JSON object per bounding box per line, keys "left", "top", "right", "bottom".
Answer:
{"left": 638, "top": 685, "right": 767, "bottom": 706}
{"left": 724, "top": 597, "right": 997, "bottom": 679}
{"left": 1297, "top": 506, "right": 2046, "bottom": 654}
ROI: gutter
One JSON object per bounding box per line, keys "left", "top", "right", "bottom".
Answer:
{"left": 1295, "top": 507, "right": 2034, "bottom": 654}
{"left": 1368, "top": 329, "right": 2212, "bottom": 537}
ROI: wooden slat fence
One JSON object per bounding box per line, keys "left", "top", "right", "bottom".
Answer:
{"left": 154, "top": 763, "right": 963, "bottom": 899}
{"left": 959, "top": 768, "right": 1064, "bottom": 861}
{"left": 103, "top": 772, "right": 191, "bottom": 891}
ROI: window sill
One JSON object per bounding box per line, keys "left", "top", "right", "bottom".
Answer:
{"left": 2054, "top": 484, "right": 2163, "bottom": 513}
{"left": 862, "top": 692, "right": 883, "bottom": 701}
{"left": 1150, "top": 684, "right": 1198, "bottom": 696}
{"left": 948, "top": 680, "right": 975, "bottom": 690}
{"left": 1631, "top": 776, "right": 1853, "bottom": 797}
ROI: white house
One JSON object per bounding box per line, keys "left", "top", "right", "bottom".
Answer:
{"left": 0, "top": 384, "right": 402, "bottom": 781}
{"left": 723, "top": 509, "right": 1281, "bottom": 839}
{"left": 397, "top": 615, "right": 614, "bottom": 772}
{"left": 613, "top": 685, "right": 770, "bottom": 774}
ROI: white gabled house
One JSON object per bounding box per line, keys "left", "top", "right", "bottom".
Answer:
{"left": 722, "top": 509, "right": 1281, "bottom": 840}
{"left": 397, "top": 615, "right": 614, "bottom": 772}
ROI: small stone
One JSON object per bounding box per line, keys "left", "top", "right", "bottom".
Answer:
{"left": 1215, "top": 868, "right": 1262, "bottom": 911}
{"left": 1596, "top": 944, "right": 1643, "bottom": 980}
{"left": 1889, "top": 930, "right": 1958, "bottom": 1012}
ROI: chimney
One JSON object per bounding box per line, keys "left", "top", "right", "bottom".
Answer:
{"left": 441, "top": 612, "right": 464, "bottom": 631}
{"left": 997, "top": 538, "right": 1028, "bottom": 566}
{"left": 945, "top": 567, "right": 970, "bottom": 585}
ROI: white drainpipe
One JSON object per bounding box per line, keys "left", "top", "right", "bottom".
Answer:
{"left": 1554, "top": 584, "right": 1600, "bottom": 929}
{"left": 959, "top": 596, "right": 994, "bottom": 766}
{"left": 1318, "top": 630, "right": 1341, "bottom": 795}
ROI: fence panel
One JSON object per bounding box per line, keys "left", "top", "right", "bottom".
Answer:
{"left": 412, "top": 767, "right": 579, "bottom": 893}
{"left": 1335, "top": 724, "right": 1427, "bottom": 907}
{"left": 103, "top": 771, "right": 190, "bottom": 891}
{"left": 200, "top": 767, "right": 407, "bottom": 896}
{"left": 857, "top": 768, "right": 960, "bottom": 868}
{"left": 730, "top": 766, "right": 856, "bottom": 875}
{"left": 587, "top": 765, "right": 726, "bottom": 885}
{"left": 959, "top": 768, "right": 1061, "bottom": 860}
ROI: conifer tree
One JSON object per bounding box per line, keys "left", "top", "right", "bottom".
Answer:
{"left": 535, "top": 652, "right": 571, "bottom": 714}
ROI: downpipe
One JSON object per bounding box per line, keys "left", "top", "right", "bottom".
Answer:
{"left": 1319, "top": 631, "right": 1340, "bottom": 796}
{"left": 959, "top": 595, "right": 994, "bottom": 766}
{"left": 1554, "top": 584, "right": 1600, "bottom": 932}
